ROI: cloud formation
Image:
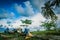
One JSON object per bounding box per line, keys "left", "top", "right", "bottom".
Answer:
{"left": 29, "top": 0, "right": 45, "bottom": 12}
{"left": 0, "top": 9, "right": 15, "bottom": 19}
{"left": 13, "top": 1, "right": 34, "bottom": 17}
{"left": 56, "top": 14, "right": 60, "bottom": 28}
{"left": 10, "top": 13, "right": 46, "bottom": 29}
{"left": 0, "top": 0, "right": 60, "bottom": 31}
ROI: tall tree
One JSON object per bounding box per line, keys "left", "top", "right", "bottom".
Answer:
{"left": 50, "top": 0, "right": 60, "bottom": 7}
{"left": 41, "top": 0, "right": 59, "bottom": 31}
{"left": 41, "top": 1, "right": 57, "bottom": 21}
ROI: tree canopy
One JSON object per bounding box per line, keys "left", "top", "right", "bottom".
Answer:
{"left": 21, "top": 19, "right": 32, "bottom": 24}
{"left": 41, "top": 1, "right": 58, "bottom": 21}
{"left": 41, "top": 0, "right": 60, "bottom": 31}
{"left": 41, "top": 21, "right": 56, "bottom": 30}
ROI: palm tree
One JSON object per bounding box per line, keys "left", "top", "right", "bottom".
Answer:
{"left": 50, "top": 0, "right": 60, "bottom": 7}
{"left": 41, "top": 1, "right": 57, "bottom": 21}
{"left": 41, "top": 0, "right": 58, "bottom": 31}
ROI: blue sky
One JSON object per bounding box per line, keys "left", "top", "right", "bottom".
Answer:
{"left": 0, "top": 0, "right": 47, "bottom": 19}
{"left": 0, "top": 0, "right": 29, "bottom": 19}
{"left": 0, "top": 0, "right": 60, "bottom": 19}
{"left": 0, "top": 0, "right": 60, "bottom": 31}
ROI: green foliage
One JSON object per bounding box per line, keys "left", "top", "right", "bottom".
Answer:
{"left": 0, "top": 31, "right": 60, "bottom": 40}
{"left": 41, "top": 21, "right": 57, "bottom": 31}
{"left": 0, "top": 33, "right": 41, "bottom": 40}
{"left": 41, "top": 1, "right": 57, "bottom": 21}
{"left": 21, "top": 19, "right": 32, "bottom": 24}
{"left": 41, "top": 0, "right": 59, "bottom": 31}
{"left": 31, "top": 30, "right": 60, "bottom": 35}
{"left": 50, "top": 0, "right": 60, "bottom": 7}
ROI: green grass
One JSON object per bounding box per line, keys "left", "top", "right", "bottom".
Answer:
{"left": 0, "top": 30, "right": 60, "bottom": 40}
{"left": 0, "top": 33, "right": 39, "bottom": 40}
{"left": 31, "top": 30, "right": 60, "bottom": 35}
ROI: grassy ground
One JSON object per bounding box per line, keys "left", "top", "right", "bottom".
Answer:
{"left": 31, "top": 30, "right": 60, "bottom": 35}
{"left": 0, "top": 31, "right": 60, "bottom": 40}
{"left": 0, "top": 33, "right": 41, "bottom": 40}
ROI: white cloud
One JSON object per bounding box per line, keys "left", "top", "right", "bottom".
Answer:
{"left": 0, "top": 19, "right": 7, "bottom": 26}
{"left": 14, "top": 1, "right": 34, "bottom": 17}
{"left": 30, "top": 13, "right": 46, "bottom": 27}
{"left": 0, "top": 19, "right": 13, "bottom": 28}
{"left": 0, "top": 17, "right": 18, "bottom": 28}
{"left": 0, "top": 0, "right": 60, "bottom": 31}
{"left": 56, "top": 14, "right": 60, "bottom": 27}
{"left": 0, "top": 1, "right": 47, "bottom": 31}
{"left": 29, "top": 0, "right": 45, "bottom": 12}
{"left": 11, "top": 13, "right": 46, "bottom": 29}
{"left": 11, "top": 17, "right": 31, "bottom": 28}
{"left": 24, "top": 1, "right": 34, "bottom": 16}
{"left": 0, "top": 12, "right": 46, "bottom": 31}
{"left": 14, "top": 4, "right": 25, "bottom": 14}
{"left": 0, "top": 9, "right": 15, "bottom": 19}
{"left": 11, "top": 19, "right": 22, "bottom": 28}
{"left": 10, "top": 12, "right": 15, "bottom": 17}
{"left": 56, "top": 14, "right": 60, "bottom": 20}
{"left": 29, "top": 0, "right": 50, "bottom": 12}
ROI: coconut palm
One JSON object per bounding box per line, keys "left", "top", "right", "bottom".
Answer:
{"left": 50, "top": 0, "right": 60, "bottom": 7}
{"left": 41, "top": 1, "right": 58, "bottom": 21}
{"left": 42, "top": 0, "right": 60, "bottom": 29}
